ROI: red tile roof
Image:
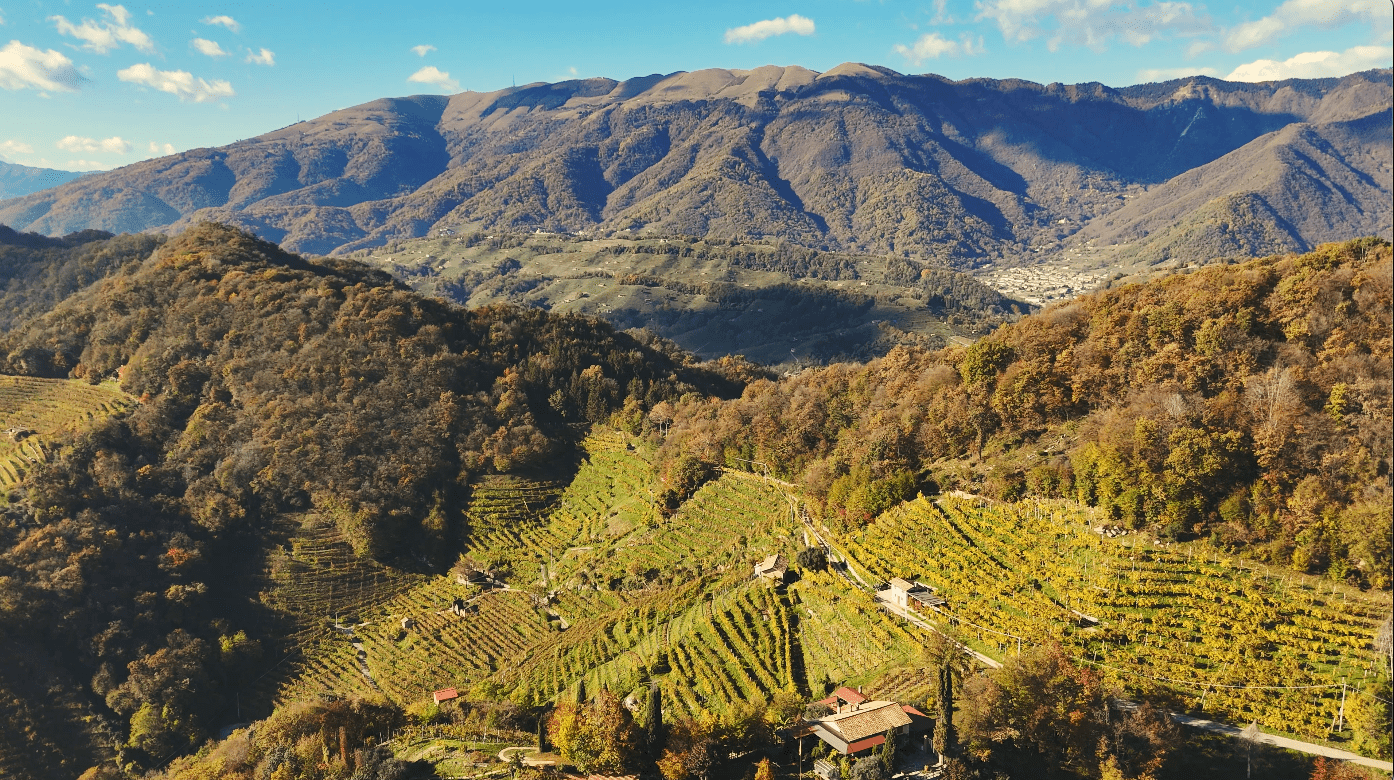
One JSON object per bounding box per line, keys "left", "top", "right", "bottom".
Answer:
{"left": 834, "top": 686, "right": 866, "bottom": 705}
{"left": 433, "top": 688, "right": 459, "bottom": 703}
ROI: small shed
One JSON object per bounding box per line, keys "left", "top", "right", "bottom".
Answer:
{"left": 888, "top": 578, "right": 945, "bottom": 612}
{"left": 401, "top": 617, "right": 415, "bottom": 631}
{"left": 754, "top": 554, "right": 788, "bottom": 583}
{"left": 433, "top": 688, "right": 459, "bottom": 704}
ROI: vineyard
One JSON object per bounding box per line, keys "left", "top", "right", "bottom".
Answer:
{"left": 0, "top": 375, "right": 130, "bottom": 495}
{"left": 272, "top": 437, "right": 941, "bottom": 720}
{"left": 841, "top": 494, "right": 1393, "bottom": 741}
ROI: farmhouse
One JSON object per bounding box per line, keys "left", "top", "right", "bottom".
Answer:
{"left": 805, "top": 699, "right": 913, "bottom": 755}
{"left": 887, "top": 578, "right": 946, "bottom": 612}
{"left": 753, "top": 554, "right": 788, "bottom": 583}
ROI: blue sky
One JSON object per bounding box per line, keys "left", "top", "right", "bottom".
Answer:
{"left": 0, "top": 0, "right": 1389, "bottom": 172}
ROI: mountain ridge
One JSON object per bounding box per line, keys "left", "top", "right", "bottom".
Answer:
{"left": 0, "top": 65, "right": 1388, "bottom": 268}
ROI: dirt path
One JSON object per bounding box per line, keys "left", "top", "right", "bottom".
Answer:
{"left": 332, "top": 623, "right": 380, "bottom": 690}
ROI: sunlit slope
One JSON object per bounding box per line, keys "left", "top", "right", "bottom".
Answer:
{"left": 0, "top": 375, "right": 130, "bottom": 494}
{"left": 275, "top": 434, "right": 929, "bottom": 717}
{"left": 843, "top": 494, "right": 1392, "bottom": 739}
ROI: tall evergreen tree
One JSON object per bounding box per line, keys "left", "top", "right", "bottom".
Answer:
{"left": 646, "top": 682, "right": 664, "bottom": 754}
{"left": 935, "top": 662, "right": 956, "bottom": 757}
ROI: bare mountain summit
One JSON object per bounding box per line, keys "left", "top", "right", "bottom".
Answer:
{"left": 0, "top": 65, "right": 1388, "bottom": 268}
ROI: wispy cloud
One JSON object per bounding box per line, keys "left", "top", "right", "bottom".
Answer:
{"left": 894, "top": 32, "right": 986, "bottom": 65}
{"left": 408, "top": 65, "right": 459, "bottom": 92}
{"left": 976, "top": 0, "right": 1210, "bottom": 52}
{"left": 1224, "top": 0, "right": 1390, "bottom": 52}
{"left": 117, "top": 63, "right": 235, "bottom": 102}
{"left": 245, "top": 47, "right": 274, "bottom": 65}
{"left": 57, "top": 135, "right": 131, "bottom": 153}
{"left": 147, "top": 141, "right": 175, "bottom": 156}
{"left": 0, "top": 140, "right": 35, "bottom": 160}
{"left": 50, "top": 3, "right": 155, "bottom": 54}
{"left": 201, "top": 15, "right": 240, "bottom": 33}
{"left": 724, "top": 14, "right": 815, "bottom": 45}
{"left": 411, "top": 44, "right": 435, "bottom": 57}
{"left": 1225, "top": 45, "right": 1393, "bottom": 82}
{"left": 64, "top": 159, "right": 117, "bottom": 171}
{"left": 1137, "top": 65, "right": 1219, "bottom": 82}
{"left": 0, "top": 41, "right": 84, "bottom": 92}
{"left": 191, "top": 38, "right": 227, "bottom": 57}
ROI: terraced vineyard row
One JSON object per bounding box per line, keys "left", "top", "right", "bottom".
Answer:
{"left": 793, "top": 569, "right": 926, "bottom": 690}
{"left": 465, "top": 431, "right": 658, "bottom": 585}
{"left": 0, "top": 375, "right": 131, "bottom": 494}
{"left": 260, "top": 517, "right": 424, "bottom": 643}
{"left": 843, "top": 495, "right": 1392, "bottom": 740}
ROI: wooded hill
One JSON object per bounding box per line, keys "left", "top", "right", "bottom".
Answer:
{"left": 0, "top": 67, "right": 1387, "bottom": 269}
{"left": 354, "top": 231, "right": 1027, "bottom": 364}
{"left": 0, "top": 222, "right": 746, "bottom": 775}
{"left": 657, "top": 237, "right": 1393, "bottom": 588}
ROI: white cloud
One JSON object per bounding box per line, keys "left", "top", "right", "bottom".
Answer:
{"left": 64, "top": 159, "right": 116, "bottom": 171}
{"left": 201, "top": 15, "right": 240, "bottom": 33}
{"left": 147, "top": 141, "right": 175, "bottom": 156}
{"left": 411, "top": 44, "right": 435, "bottom": 57}
{"left": 894, "top": 32, "right": 986, "bottom": 65}
{"left": 1225, "top": 45, "right": 1394, "bottom": 82}
{"left": 245, "top": 47, "right": 274, "bottom": 65}
{"left": 568, "top": 66, "right": 579, "bottom": 75}
{"left": 0, "top": 40, "right": 84, "bottom": 92}
{"left": 976, "top": 0, "right": 1210, "bottom": 52}
{"left": 407, "top": 65, "right": 459, "bottom": 92}
{"left": 191, "top": 38, "right": 226, "bottom": 57}
{"left": 56, "top": 135, "right": 131, "bottom": 154}
{"left": 50, "top": 3, "right": 154, "bottom": 54}
{"left": 1137, "top": 65, "right": 1219, "bottom": 82}
{"left": 724, "top": 14, "right": 816, "bottom": 44}
{"left": 1225, "top": 0, "right": 1390, "bottom": 52}
{"left": 117, "top": 63, "right": 235, "bottom": 102}
{"left": 0, "top": 139, "right": 35, "bottom": 160}
{"left": 930, "top": 0, "right": 956, "bottom": 24}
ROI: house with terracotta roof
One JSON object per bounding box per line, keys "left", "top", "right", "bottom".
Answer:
{"left": 805, "top": 699, "right": 913, "bottom": 756}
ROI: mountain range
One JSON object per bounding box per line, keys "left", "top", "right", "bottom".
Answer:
{"left": 0, "top": 161, "right": 84, "bottom": 200}
{"left": 0, "top": 65, "right": 1389, "bottom": 269}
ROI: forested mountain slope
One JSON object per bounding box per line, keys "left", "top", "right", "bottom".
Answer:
{"left": 0, "top": 161, "right": 83, "bottom": 200}
{"left": 658, "top": 238, "right": 1393, "bottom": 586}
{"left": 357, "top": 231, "right": 1027, "bottom": 364}
{"left": 0, "top": 226, "right": 163, "bottom": 331}
{"left": 0, "top": 67, "right": 1387, "bottom": 267}
{"left": 0, "top": 223, "right": 745, "bottom": 776}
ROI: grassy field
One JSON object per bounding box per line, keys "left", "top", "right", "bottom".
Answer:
{"left": 0, "top": 375, "right": 131, "bottom": 496}
{"left": 841, "top": 494, "right": 1393, "bottom": 742}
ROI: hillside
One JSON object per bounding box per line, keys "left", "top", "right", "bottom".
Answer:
{"left": 355, "top": 232, "right": 1026, "bottom": 364}
{"left": 0, "top": 223, "right": 746, "bottom": 778}
{"left": 0, "top": 67, "right": 1387, "bottom": 270}
{"left": 0, "top": 230, "right": 1388, "bottom": 779}
{"left": 657, "top": 238, "right": 1393, "bottom": 588}
{"left": 0, "top": 376, "right": 131, "bottom": 495}
{"left": 0, "top": 161, "right": 83, "bottom": 200}
{"left": 0, "top": 226, "right": 164, "bottom": 332}
{"left": 1073, "top": 109, "right": 1393, "bottom": 266}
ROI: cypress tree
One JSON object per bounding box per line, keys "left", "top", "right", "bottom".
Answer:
{"left": 646, "top": 681, "right": 664, "bottom": 754}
